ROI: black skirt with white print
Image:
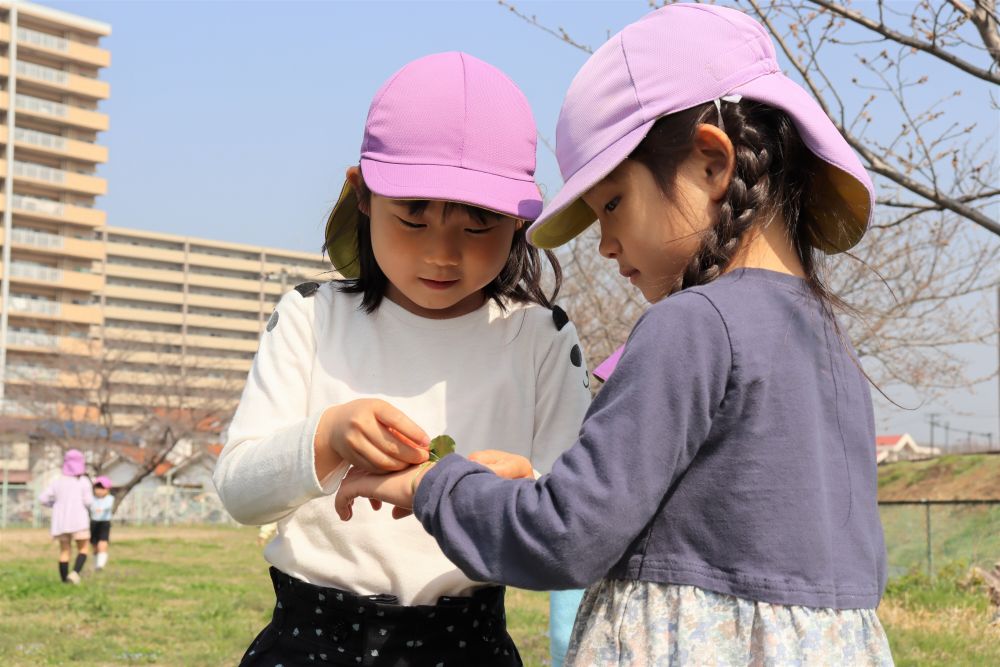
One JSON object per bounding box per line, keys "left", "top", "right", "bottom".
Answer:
{"left": 240, "top": 567, "right": 523, "bottom": 667}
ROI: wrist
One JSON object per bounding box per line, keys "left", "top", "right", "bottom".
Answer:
{"left": 314, "top": 406, "right": 344, "bottom": 480}
{"left": 410, "top": 460, "right": 436, "bottom": 498}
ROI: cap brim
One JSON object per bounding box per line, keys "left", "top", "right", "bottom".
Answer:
{"left": 731, "top": 72, "right": 873, "bottom": 254}
{"left": 527, "top": 119, "right": 656, "bottom": 250}
{"left": 324, "top": 180, "right": 363, "bottom": 279}
{"left": 530, "top": 74, "right": 873, "bottom": 254}
{"left": 362, "top": 159, "right": 542, "bottom": 221}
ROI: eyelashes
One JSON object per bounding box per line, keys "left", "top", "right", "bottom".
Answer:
{"left": 604, "top": 196, "right": 621, "bottom": 213}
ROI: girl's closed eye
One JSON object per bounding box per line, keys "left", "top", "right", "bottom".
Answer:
{"left": 397, "top": 217, "right": 426, "bottom": 229}
{"left": 465, "top": 225, "right": 497, "bottom": 235}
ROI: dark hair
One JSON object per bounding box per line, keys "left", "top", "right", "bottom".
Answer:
{"left": 628, "top": 100, "right": 845, "bottom": 315}
{"left": 335, "top": 175, "right": 562, "bottom": 313}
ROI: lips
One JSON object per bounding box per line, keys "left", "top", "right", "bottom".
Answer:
{"left": 419, "top": 277, "right": 460, "bottom": 290}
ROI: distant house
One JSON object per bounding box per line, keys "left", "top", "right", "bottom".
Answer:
{"left": 876, "top": 433, "right": 940, "bottom": 464}
{"left": 98, "top": 443, "right": 222, "bottom": 491}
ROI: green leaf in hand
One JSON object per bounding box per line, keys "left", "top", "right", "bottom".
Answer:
{"left": 429, "top": 435, "right": 456, "bottom": 462}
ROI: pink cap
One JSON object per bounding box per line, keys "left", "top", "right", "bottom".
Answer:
{"left": 95, "top": 476, "right": 113, "bottom": 489}
{"left": 360, "top": 51, "right": 542, "bottom": 220}
{"left": 62, "top": 449, "right": 85, "bottom": 476}
{"left": 528, "top": 4, "right": 874, "bottom": 254}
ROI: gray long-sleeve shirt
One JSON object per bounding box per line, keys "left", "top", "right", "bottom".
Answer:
{"left": 415, "top": 269, "right": 887, "bottom": 610}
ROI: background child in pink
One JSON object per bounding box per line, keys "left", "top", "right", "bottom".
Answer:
{"left": 39, "top": 449, "right": 93, "bottom": 584}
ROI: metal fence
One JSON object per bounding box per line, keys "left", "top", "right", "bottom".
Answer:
{"left": 878, "top": 500, "right": 1000, "bottom": 578}
{"left": 3, "top": 486, "right": 997, "bottom": 581}
{"left": 1, "top": 484, "right": 236, "bottom": 529}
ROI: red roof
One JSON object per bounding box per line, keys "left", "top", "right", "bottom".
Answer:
{"left": 876, "top": 435, "right": 903, "bottom": 448}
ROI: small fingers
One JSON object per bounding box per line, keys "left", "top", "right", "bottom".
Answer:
{"left": 392, "top": 506, "right": 414, "bottom": 520}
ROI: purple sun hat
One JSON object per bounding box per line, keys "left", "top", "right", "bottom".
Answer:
{"left": 325, "top": 51, "right": 543, "bottom": 278}
{"left": 527, "top": 3, "right": 874, "bottom": 254}
{"left": 62, "top": 449, "right": 85, "bottom": 476}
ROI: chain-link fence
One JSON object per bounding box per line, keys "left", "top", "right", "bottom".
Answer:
{"left": 4, "top": 484, "right": 997, "bottom": 580}
{"left": 1, "top": 484, "right": 236, "bottom": 529}
{"left": 879, "top": 500, "right": 1000, "bottom": 578}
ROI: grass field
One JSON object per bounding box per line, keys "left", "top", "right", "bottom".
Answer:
{"left": 1, "top": 525, "right": 998, "bottom": 666}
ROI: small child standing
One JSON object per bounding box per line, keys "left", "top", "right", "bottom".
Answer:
{"left": 39, "top": 449, "right": 93, "bottom": 584}
{"left": 89, "top": 476, "right": 115, "bottom": 572}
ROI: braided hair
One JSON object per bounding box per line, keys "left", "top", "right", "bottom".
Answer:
{"left": 629, "top": 100, "right": 841, "bottom": 316}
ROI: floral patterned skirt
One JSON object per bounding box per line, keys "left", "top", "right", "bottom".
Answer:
{"left": 565, "top": 580, "right": 894, "bottom": 666}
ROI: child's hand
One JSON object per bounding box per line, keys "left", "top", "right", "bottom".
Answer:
{"left": 317, "top": 399, "right": 430, "bottom": 475}
{"left": 335, "top": 464, "right": 434, "bottom": 521}
{"left": 468, "top": 450, "right": 534, "bottom": 479}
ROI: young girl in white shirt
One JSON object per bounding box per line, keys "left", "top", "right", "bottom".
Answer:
{"left": 214, "top": 51, "right": 591, "bottom": 666}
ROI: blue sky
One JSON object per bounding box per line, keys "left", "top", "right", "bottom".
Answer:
{"left": 42, "top": 0, "right": 999, "bottom": 444}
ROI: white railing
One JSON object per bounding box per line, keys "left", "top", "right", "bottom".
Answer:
{"left": 14, "top": 127, "right": 67, "bottom": 152}
{"left": 16, "top": 61, "right": 69, "bottom": 86}
{"left": 17, "top": 27, "right": 69, "bottom": 53}
{"left": 9, "top": 262, "right": 63, "bottom": 282}
{"left": 13, "top": 160, "right": 66, "bottom": 184}
{"left": 9, "top": 296, "right": 61, "bottom": 316}
{"left": 5, "top": 364, "right": 59, "bottom": 382}
{"left": 12, "top": 195, "right": 65, "bottom": 217}
{"left": 7, "top": 330, "right": 59, "bottom": 348}
{"left": 15, "top": 94, "right": 68, "bottom": 118}
{"left": 11, "top": 227, "right": 64, "bottom": 249}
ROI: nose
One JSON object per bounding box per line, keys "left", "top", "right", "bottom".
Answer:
{"left": 426, "top": 233, "right": 462, "bottom": 267}
{"left": 597, "top": 220, "right": 619, "bottom": 259}
{"left": 425, "top": 226, "right": 461, "bottom": 268}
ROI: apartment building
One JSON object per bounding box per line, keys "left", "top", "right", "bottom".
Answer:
{"left": 0, "top": 2, "right": 331, "bottom": 450}
{"left": 0, "top": 1, "right": 110, "bottom": 421}
{"left": 98, "top": 226, "right": 330, "bottom": 421}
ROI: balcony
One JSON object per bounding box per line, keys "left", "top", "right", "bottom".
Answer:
{"left": 185, "top": 312, "right": 261, "bottom": 334}
{"left": 3, "top": 159, "right": 107, "bottom": 196}
{"left": 184, "top": 332, "right": 259, "bottom": 354}
{"left": 187, "top": 249, "right": 263, "bottom": 274}
{"left": 103, "top": 306, "right": 183, "bottom": 328}
{"left": 0, "top": 91, "right": 109, "bottom": 133}
{"left": 0, "top": 125, "right": 108, "bottom": 163}
{"left": 0, "top": 24, "right": 111, "bottom": 69}
{"left": 4, "top": 363, "right": 61, "bottom": 384}
{"left": 4, "top": 297, "right": 102, "bottom": 325}
{"left": 6, "top": 329, "right": 59, "bottom": 349}
{"left": 103, "top": 284, "right": 184, "bottom": 306}
{"left": 0, "top": 57, "right": 111, "bottom": 100}
{"left": 0, "top": 260, "right": 104, "bottom": 292}
{"left": 0, "top": 193, "right": 106, "bottom": 227}
{"left": 0, "top": 226, "right": 104, "bottom": 261}
{"left": 105, "top": 240, "right": 186, "bottom": 265}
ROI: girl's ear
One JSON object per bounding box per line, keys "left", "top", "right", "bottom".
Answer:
{"left": 691, "top": 124, "right": 735, "bottom": 201}
{"left": 345, "top": 166, "right": 371, "bottom": 216}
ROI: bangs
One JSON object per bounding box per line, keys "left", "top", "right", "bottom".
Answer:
{"left": 406, "top": 200, "right": 509, "bottom": 225}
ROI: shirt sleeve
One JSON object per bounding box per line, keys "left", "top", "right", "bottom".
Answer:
{"left": 414, "top": 292, "right": 732, "bottom": 590}
{"left": 529, "top": 317, "right": 591, "bottom": 475}
{"left": 82, "top": 481, "right": 93, "bottom": 508}
{"left": 39, "top": 483, "right": 55, "bottom": 508}
{"left": 213, "top": 288, "right": 349, "bottom": 525}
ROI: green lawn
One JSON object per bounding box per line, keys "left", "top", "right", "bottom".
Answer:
{"left": 1, "top": 525, "right": 997, "bottom": 666}
{"left": 0, "top": 526, "right": 548, "bottom": 666}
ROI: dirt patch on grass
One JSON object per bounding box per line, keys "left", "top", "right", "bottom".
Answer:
{"left": 878, "top": 454, "right": 1000, "bottom": 500}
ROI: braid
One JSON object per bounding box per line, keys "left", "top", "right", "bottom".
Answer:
{"left": 675, "top": 103, "right": 774, "bottom": 293}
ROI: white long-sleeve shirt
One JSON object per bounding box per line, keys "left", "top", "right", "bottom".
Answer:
{"left": 214, "top": 282, "right": 591, "bottom": 605}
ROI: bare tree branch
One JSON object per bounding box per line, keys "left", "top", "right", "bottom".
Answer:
{"left": 807, "top": 0, "right": 1000, "bottom": 83}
